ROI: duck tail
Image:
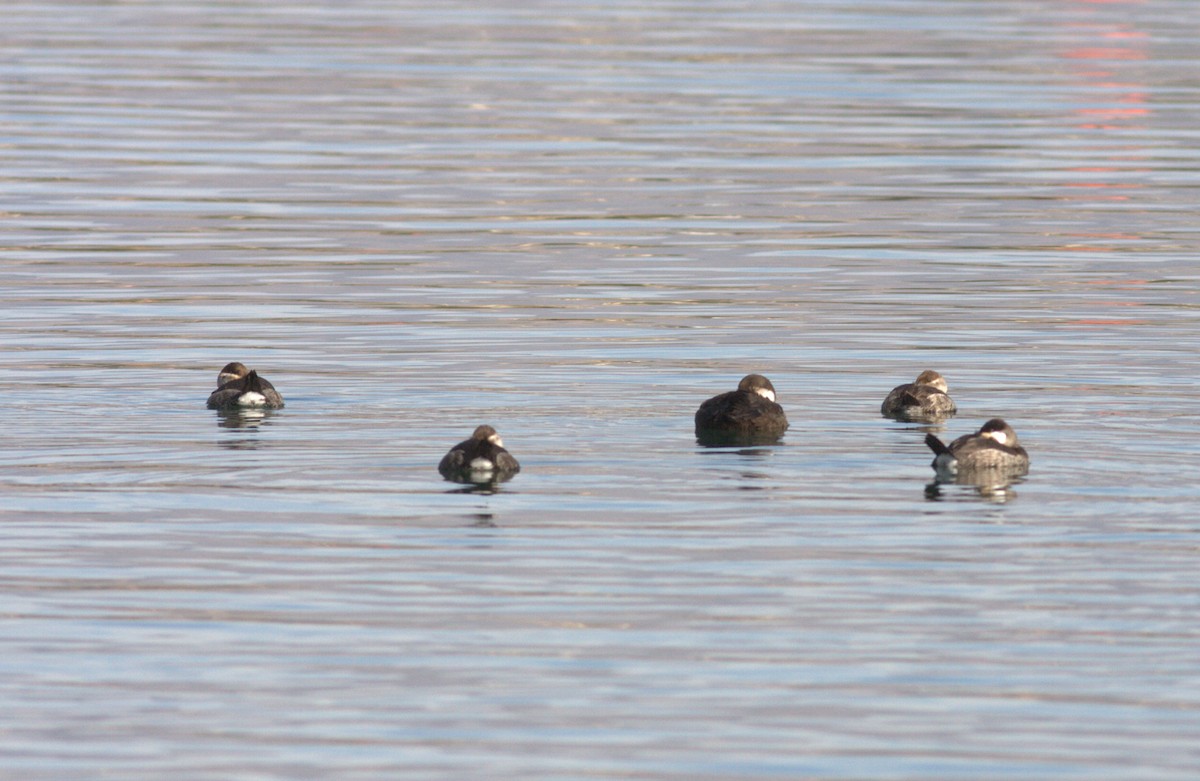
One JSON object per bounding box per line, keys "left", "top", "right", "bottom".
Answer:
{"left": 924, "top": 433, "right": 949, "bottom": 455}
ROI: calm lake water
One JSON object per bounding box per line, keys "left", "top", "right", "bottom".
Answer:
{"left": 3, "top": 0, "right": 1199, "bottom": 778}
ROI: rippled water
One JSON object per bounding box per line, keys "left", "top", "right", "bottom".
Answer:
{"left": 3, "top": 1, "right": 1199, "bottom": 778}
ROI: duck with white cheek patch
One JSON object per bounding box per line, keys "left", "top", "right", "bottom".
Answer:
{"left": 438, "top": 425, "right": 521, "bottom": 483}
{"left": 694, "top": 373, "right": 789, "bottom": 444}
{"left": 925, "top": 418, "right": 1029, "bottom": 477}
{"left": 206, "top": 362, "right": 285, "bottom": 409}
{"left": 881, "top": 369, "right": 957, "bottom": 421}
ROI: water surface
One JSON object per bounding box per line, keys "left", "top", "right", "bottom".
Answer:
{"left": 2, "top": 1, "right": 1199, "bottom": 778}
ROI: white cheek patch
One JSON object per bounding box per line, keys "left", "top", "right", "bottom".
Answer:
{"left": 238, "top": 391, "right": 268, "bottom": 407}
{"left": 982, "top": 430, "right": 1008, "bottom": 446}
{"left": 754, "top": 388, "right": 776, "bottom": 402}
{"left": 488, "top": 435, "right": 504, "bottom": 448}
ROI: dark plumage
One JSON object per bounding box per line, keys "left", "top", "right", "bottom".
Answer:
{"left": 206, "top": 362, "right": 285, "bottom": 409}
{"left": 925, "top": 418, "right": 1029, "bottom": 476}
{"left": 438, "top": 425, "right": 520, "bottom": 482}
{"left": 881, "top": 369, "right": 956, "bottom": 420}
{"left": 694, "top": 374, "right": 788, "bottom": 444}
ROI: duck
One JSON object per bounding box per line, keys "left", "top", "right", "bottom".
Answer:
{"left": 881, "top": 369, "right": 956, "bottom": 420}
{"left": 438, "top": 425, "right": 520, "bottom": 482}
{"left": 694, "top": 373, "right": 788, "bottom": 443}
{"left": 925, "top": 418, "right": 1029, "bottom": 476}
{"left": 206, "top": 362, "right": 285, "bottom": 409}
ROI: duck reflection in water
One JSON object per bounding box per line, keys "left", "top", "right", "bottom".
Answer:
{"left": 444, "top": 480, "right": 510, "bottom": 496}
{"left": 214, "top": 407, "right": 276, "bottom": 450}
{"left": 467, "top": 512, "right": 499, "bottom": 527}
{"left": 925, "top": 475, "right": 1021, "bottom": 503}
{"left": 697, "top": 444, "right": 778, "bottom": 458}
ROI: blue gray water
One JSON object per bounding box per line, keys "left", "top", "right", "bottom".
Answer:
{"left": 3, "top": 1, "right": 1199, "bottom": 778}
